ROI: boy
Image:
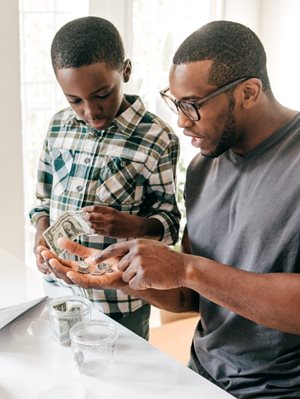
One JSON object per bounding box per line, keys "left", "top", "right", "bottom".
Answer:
{"left": 29, "top": 16, "right": 180, "bottom": 339}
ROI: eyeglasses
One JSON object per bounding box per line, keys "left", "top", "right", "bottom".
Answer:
{"left": 160, "top": 77, "right": 250, "bottom": 121}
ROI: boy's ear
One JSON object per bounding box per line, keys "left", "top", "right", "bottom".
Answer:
{"left": 123, "top": 59, "right": 132, "bottom": 82}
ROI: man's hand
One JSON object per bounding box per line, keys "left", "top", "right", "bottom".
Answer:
{"left": 37, "top": 238, "right": 125, "bottom": 290}
{"left": 96, "top": 239, "right": 186, "bottom": 290}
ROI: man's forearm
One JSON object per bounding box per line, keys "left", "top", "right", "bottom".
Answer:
{"left": 183, "top": 255, "right": 300, "bottom": 334}
{"left": 121, "top": 285, "right": 199, "bottom": 313}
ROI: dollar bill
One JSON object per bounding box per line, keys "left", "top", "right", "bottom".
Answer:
{"left": 43, "top": 211, "right": 95, "bottom": 255}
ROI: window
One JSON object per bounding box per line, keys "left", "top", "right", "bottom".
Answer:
{"left": 19, "top": 0, "right": 88, "bottom": 264}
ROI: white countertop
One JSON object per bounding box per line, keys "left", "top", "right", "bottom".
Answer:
{"left": 0, "top": 248, "right": 234, "bottom": 399}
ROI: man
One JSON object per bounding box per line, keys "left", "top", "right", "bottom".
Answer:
{"left": 39, "top": 21, "right": 300, "bottom": 398}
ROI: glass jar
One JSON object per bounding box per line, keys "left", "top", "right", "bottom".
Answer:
{"left": 48, "top": 296, "right": 91, "bottom": 345}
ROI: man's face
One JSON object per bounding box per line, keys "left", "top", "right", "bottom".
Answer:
{"left": 56, "top": 62, "right": 129, "bottom": 131}
{"left": 169, "top": 60, "right": 240, "bottom": 158}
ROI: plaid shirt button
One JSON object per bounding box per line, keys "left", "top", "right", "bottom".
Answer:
{"left": 84, "top": 158, "right": 90, "bottom": 164}
{"left": 76, "top": 185, "right": 83, "bottom": 192}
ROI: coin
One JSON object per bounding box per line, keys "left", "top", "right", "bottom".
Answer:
{"left": 77, "top": 261, "right": 90, "bottom": 274}
{"left": 97, "top": 262, "right": 110, "bottom": 270}
{"left": 90, "top": 269, "right": 106, "bottom": 276}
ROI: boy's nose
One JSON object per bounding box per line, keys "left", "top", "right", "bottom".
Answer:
{"left": 84, "top": 102, "right": 101, "bottom": 118}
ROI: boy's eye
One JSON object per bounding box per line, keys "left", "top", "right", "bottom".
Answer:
{"left": 97, "top": 92, "right": 111, "bottom": 99}
{"left": 68, "top": 98, "right": 81, "bottom": 104}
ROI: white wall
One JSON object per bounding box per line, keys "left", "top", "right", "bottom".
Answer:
{"left": 223, "top": 0, "right": 261, "bottom": 32}
{"left": 89, "top": 0, "right": 133, "bottom": 59}
{"left": 0, "top": 0, "right": 24, "bottom": 260}
{"left": 259, "top": 0, "right": 300, "bottom": 108}
{"left": 222, "top": 0, "right": 300, "bottom": 108}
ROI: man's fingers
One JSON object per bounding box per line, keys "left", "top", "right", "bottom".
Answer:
{"left": 94, "top": 241, "right": 132, "bottom": 263}
{"left": 118, "top": 259, "right": 131, "bottom": 272}
{"left": 122, "top": 267, "right": 137, "bottom": 283}
{"left": 128, "top": 275, "right": 148, "bottom": 291}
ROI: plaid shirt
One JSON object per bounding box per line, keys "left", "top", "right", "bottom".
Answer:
{"left": 29, "top": 95, "right": 180, "bottom": 316}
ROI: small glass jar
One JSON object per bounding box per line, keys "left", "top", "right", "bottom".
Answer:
{"left": 47, "top": 296, "right": 91, "bottom": 345}
{"left": 70, "top": 320, "right": 118, "bottom": 376}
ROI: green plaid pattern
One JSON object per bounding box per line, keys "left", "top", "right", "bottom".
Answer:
{"left": 29, "top": 95, "right": 180, "bottom": 316}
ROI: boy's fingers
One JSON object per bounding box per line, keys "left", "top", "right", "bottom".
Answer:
{"left": 57, "top": 238, "right": 94, "bottom": 258}
{"left": 67, "top": 270, "right": 123, "bottom": 290}
{"left": 48, "top": 259, "right": 74, "bottom": 284}
{"left": 66, "top": 272, "right": 91, "bottom": 289}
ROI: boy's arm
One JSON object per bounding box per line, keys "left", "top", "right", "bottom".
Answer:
{"left": 138, "top": 134, "right": 181, "bottom": 245}
{"left": 29, "top": 136, "right": 53, "bottom": 271}
{"left": 29, "top": 137, "right": 52, "bottom": 225}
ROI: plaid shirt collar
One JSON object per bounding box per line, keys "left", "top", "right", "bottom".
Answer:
{"left": 64, "top": 95, "right": 146, "bottom": 138}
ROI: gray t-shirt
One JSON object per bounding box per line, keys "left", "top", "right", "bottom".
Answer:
{"left": 185, "top": 113, "right": 300, "bottom": 398}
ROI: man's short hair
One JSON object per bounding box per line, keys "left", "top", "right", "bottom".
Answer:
{"left": 173, "top": 20, "right": 271, "bottom": 93}
{"left": 51, "top": 16, "right": 125, "bottom": 72}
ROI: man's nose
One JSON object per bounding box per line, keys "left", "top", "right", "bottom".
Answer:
{"left": 177, "top": 110, "right": 194, "bottom": 129}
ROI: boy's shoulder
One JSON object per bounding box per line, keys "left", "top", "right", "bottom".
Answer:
{"left": 120, "top": 95, "right": 179, "bottom": 149}
{"left": 139, "top": 109, "right": 178, "bottom": 145}
{"left": 49, "top": 107, "right": 77, "bottom": 128}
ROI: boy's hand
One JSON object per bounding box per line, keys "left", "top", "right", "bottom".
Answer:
{"left": 34, "top": 216, "right": 50, "bottom": 274}
{"left": 82, "top": 205, "right": 163, "bottom": 240}
{"left": 82, "top": 205, "right": 142, "bottom": 238}
{"left": 37, "top": 238, "right": 125, "bottom": 290}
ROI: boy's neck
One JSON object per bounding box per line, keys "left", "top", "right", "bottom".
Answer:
{"left": 117, "top": 95, "right": 131, "bottom": 116}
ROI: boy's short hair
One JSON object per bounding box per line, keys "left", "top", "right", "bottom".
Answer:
{"left": 51, "top": 16, "right": 125, "bottom": 72}
{"left": 173, "top": 20, "right": 271, "bottom": 94}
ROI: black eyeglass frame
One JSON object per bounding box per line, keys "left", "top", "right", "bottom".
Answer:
{"left": 160, "top": 77, "right": 252, "bottom": 121}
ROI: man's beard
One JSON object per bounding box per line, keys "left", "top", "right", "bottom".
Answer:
{"left": 205, "top": 96, "right": 237, "bottom": 158}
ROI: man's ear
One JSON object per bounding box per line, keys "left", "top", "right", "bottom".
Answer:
{"left": 241, "top": 78, "right": 262, "bottom": 109}
{"left": 123, "top": 59, "right": 132, "bottom": 82}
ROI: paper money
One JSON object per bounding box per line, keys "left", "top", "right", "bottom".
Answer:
{"left": 43, "top": 211, "right": 95, "bottom": 255}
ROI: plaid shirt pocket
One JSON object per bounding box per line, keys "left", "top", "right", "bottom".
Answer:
{"left": 52, "top": 149, "right": 74, "bottom": 195}
{"left": 96, "top": 155, "right": 145, "bottom": 207}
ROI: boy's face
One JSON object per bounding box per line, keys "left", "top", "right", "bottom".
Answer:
{"left": 56, "top": 61, "right": 130, "bottom": 130}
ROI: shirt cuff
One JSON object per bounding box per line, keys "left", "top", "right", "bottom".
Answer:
{"left": 29, "top": 208, "right": 49, "bottom": 226}
{"left": 149, "top": 214, "right": 177, "bottom": 245}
